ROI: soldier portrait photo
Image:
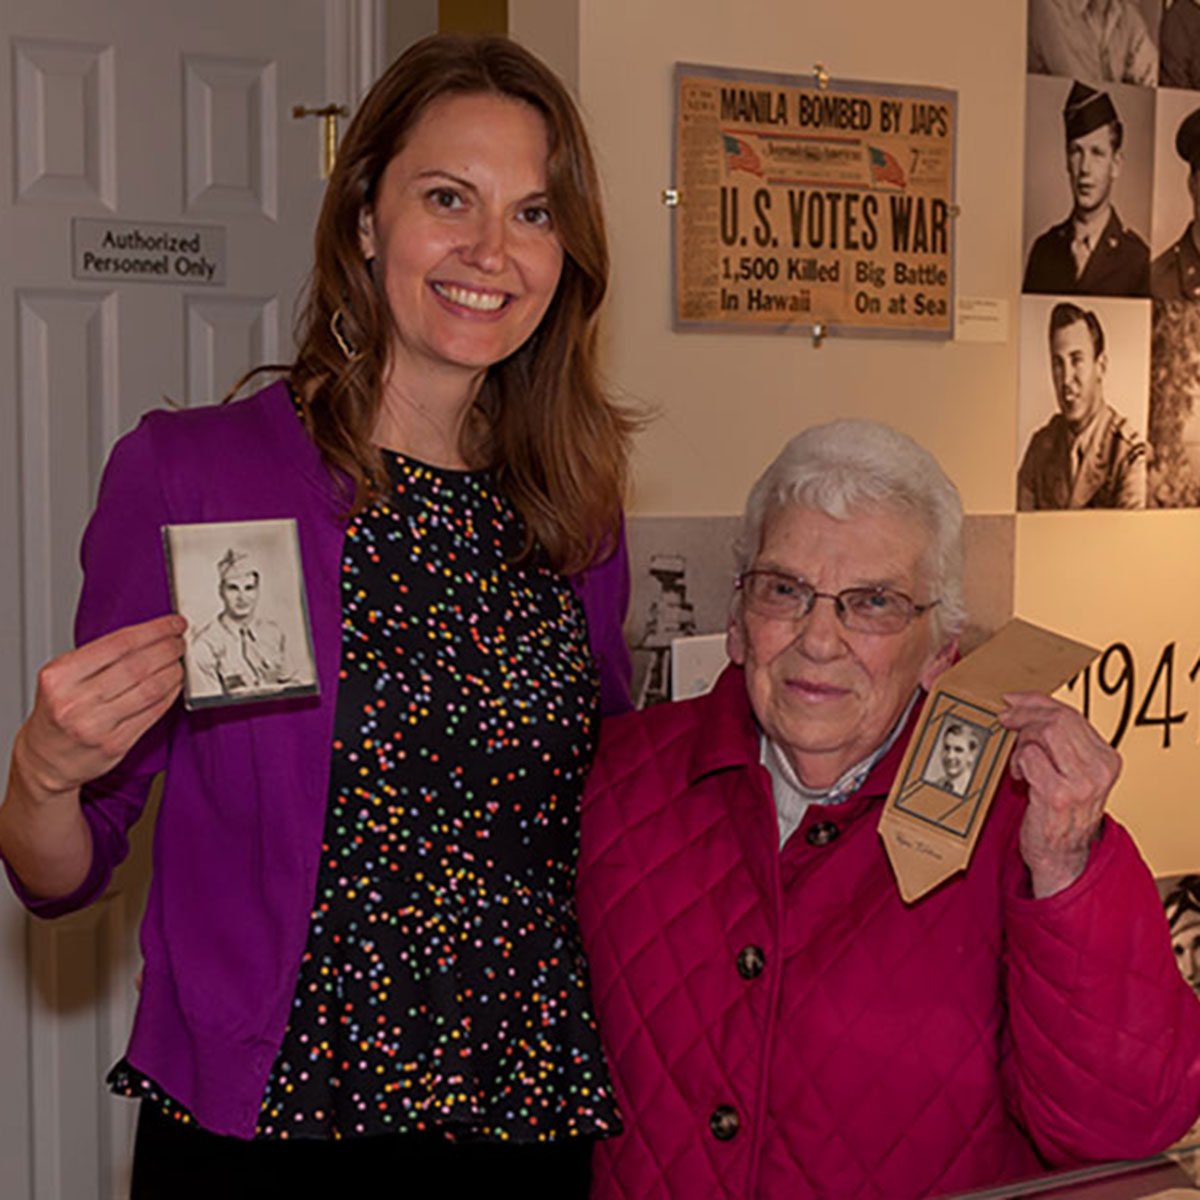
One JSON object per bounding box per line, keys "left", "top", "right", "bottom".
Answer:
{"left": 163, "top": 517, "right": 319, "bottom": 709}
{"left": 1161, "top": 0, "right": 1200, "bottom": 89}
{"left": 1027, "top": 0, "right": 1159, "bottom": 87}
{"left": 1151, "top": 98, "right": 1200, "bottom": 301}
{"left": 1017, "top": 296, "right": 1149, "bottom": 510}
{"left": 1022, "top": 75, "right": 1153, "bottom": 297}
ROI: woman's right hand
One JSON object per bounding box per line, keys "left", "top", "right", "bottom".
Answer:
{"left": 13, "top": 613, "right": 187, "bottom": 802}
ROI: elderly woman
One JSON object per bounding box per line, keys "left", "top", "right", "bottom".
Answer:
{"left": 577, "top": 421, "right": 1200, "bottom": 1199}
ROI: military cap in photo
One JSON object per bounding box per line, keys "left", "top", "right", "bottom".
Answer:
{"left": 217, "top": 547, "right": 257, "bottom": 580}
{"left": 1063, "top": 80, "right": 1118, "bottom": 141}
{"left": 1178, "top": 107, "right": 1200, "bottom": 170}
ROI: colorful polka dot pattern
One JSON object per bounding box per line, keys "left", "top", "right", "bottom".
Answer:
{"left": 251, "top": 451, "right": 617, "bottom": 1141}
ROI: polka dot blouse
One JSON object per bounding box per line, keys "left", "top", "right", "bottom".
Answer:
{"left": 112, "top": 447, "right": 620, "bottom": 1144}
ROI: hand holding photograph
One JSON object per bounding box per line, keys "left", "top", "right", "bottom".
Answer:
{"left": 162, "top": 518, "right": 319, "bottom": 709}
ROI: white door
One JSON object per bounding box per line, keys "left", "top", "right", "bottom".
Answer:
{"left": 0, "top": 3, "right": 381, "bottom": 1196}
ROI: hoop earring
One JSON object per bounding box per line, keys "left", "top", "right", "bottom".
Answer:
{"left": 330, "top": 308, "right": 360, "bottom": 361}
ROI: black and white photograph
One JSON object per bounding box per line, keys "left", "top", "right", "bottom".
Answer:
{"left": 1157, "top": 872, "right": 1200, "bottom": 1168}
{"left": 894, "top": 693, "right": 1004, "bottom": 839}
{"left": 1150, "top": 88, "right": 1200, "bottom": 299}
{"left": 1027, "top": 0, "right": 1160, "bottom": 87}
{"left": 1160, "top": 872, "right": 1200, "bottom": 1001}
{"left": 1017, "top": 293, "right": 1151, "bottom": 509}
{"left": 163, "top": 518, "right": 318, "bottom": 709}
{"left": 625, "top": 515, "right": 737, "bottom": 708}
{"left": 1022, "top": 73, "right": 1154, "bottom": 297}
{"left": 1161, "top": 0, "right": 1200, "bottom": 89}
{"left": 922, "top": 716, "right": 985, "bottom": 797}
{"left": 892, "top": 696, "right": 1003, "bottom": 835}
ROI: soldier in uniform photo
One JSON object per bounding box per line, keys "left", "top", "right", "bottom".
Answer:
{"left": 1017, "top": 302, "right": 1147, "bottom": 509}
{"left": 1152, "top": 106, "right": 1200, "bottom": 301}
{"left": 1161, "top": 0, "right": 1200, "bottom": 89}
{"left": 1028, "top": 0, "right": 1158, "bottom": 85}
{"left": 1023, "top": 81, "right": 1150, "bottom": 297}
{"left": 190, "top": 548, "right": 294, "bottom": 697}
{"left": 1165, "top": 875, "right": 1200, "bottom": 1001}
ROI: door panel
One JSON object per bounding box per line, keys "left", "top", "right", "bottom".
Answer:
{"left": 0, "top": 3, "right": 377, "bottom": 1195}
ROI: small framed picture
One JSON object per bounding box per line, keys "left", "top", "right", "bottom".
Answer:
{"left": 162, "top": 518, "right": 319, "bottom": 710}
{"left": 893, "top": 695, "right": 1007, "bottom": 839}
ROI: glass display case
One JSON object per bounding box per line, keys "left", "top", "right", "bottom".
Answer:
{"left": 942, "top": 1142, "right": 1200, "bottom": 1198}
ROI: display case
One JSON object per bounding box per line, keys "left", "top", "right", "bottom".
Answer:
{"left": 942, "top": 1142, "right": 1200, "bottom": 1198}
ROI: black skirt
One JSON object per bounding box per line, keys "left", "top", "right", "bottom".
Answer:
{"left": 130, "top": 1100, "right": 593, "bottom": 1198}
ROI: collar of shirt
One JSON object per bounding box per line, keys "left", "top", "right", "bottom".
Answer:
{"left": 1078, "top": 0, "right": 1116, "bottom": 28}
{"left": 217, "top": 611, "right": 257, "bottom": 640}
{"left": 1067, "top": 403, "right": 1107, "bottom": 479}
{"left": 1072, "top": 205, "right": 1111, "bottom": 252}
{"left": 763, "top": 689, "right": 923, "bottom": 848}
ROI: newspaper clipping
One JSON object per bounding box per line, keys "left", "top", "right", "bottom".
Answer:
{"left": 673, "top": 62, "right": 957, "bottom": 336}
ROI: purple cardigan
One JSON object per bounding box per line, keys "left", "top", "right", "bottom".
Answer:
{"left": 6, "top": 381, "right": 632, "bottom": 1137}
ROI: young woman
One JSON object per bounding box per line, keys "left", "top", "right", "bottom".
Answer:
{"left": 0, "top": 34, "right": 634, "bottom": 1196}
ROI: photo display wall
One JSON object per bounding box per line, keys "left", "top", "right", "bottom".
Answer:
{"left": 1021, "top": 0, "right": 1200, "bottom": 509}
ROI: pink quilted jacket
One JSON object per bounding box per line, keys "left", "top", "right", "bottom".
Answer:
{"left": 578, "top": 665, "right": 1200, "bottom": 1199}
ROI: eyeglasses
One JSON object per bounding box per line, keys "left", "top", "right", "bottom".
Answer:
{"left": 735, "top": 569, "right": 939, "bottom": 635}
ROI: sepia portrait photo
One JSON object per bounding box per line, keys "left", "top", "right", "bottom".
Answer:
{"left": 894, "top": 694, "right": 1005, "bottom": 840}
{"left": 1017, "top": 293, "right": 1151, "bottom": 510}
{"left": 1150, "top": 88, "right": 1200, "bottom": 300}
{"left": 921, "top": 716, "right": 985, "bottom": 797}
{"left": 163, "top": 518, "right": 318, "bottom": 709}
{"left": 1022, "top": 73, "right": 1153, "bottom": 299}
{"left": 1027, "top": 0, "right": 1160, "bottom": 87}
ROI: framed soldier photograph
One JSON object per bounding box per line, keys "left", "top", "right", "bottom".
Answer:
{"left": 1022, "top": 73, "right": 1153, "bottom": 298}
{"left": 1016, "top": 293, "right": 1151, "bottom": 510}
{"left": 163, "top": 518, "right": 319, "bottom": 709}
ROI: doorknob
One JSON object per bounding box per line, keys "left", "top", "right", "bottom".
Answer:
{"left": 292, "top": 103, "right": 350, "bottom": 177}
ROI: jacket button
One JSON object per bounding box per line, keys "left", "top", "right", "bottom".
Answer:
{"left": 736, "top": 944, "right": 765, "bottom": 980}
{"left": 806, "top": 820, "right": 840, "bottom": 846}
{"left": 710, "top": 1104, "right": 740, "bottom": 1140}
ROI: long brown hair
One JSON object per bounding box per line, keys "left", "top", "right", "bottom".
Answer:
{"left": 289, "top": 33, "right": 636, "bottom": 574}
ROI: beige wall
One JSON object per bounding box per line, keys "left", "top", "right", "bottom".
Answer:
{"left": 578, "top": 0, "right": 1024, "bottom": 517}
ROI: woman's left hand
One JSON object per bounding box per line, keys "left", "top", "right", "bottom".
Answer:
{"left": 999, "top": 691, "right": 1121, "bottom": 899}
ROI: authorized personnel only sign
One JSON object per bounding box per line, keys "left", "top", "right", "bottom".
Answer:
{"left": 673, "top": 62, "right": 956, "bottom": 337}
{"left": 72, "top": 218, "right": 226, "bottom": 286}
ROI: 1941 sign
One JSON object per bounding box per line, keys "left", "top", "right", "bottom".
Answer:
{"left": 673, "top": 62, "right": 957, "bottom": 338}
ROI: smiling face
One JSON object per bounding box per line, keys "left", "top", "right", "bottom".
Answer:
{"left": 220, "top": 571, "right": 259, "bottom": 622}
{"left": 358, "top": 91, "right": 565, "bottom": 396}
{"left": 727, "top": 505, "right": 955, "bottom": 789}
{"left": 940, "top": 728, "right": 974, "bottom": 780}
{"left": 1050, "top": 318, "right": 1106, "bottom": 431}
{"left": 1067, "top": 123, "right": 1120, "bottom": 220}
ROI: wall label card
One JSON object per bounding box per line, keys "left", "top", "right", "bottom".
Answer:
{"left": 879, "top": 619, "right": 1099, "bottom": 902}
{"left": 673, "top": 62, "right": 956, "bottom": 338}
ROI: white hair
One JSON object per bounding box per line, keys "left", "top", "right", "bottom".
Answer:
{"left": 732, "top": 420, "right": 967, "bottom": 644}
